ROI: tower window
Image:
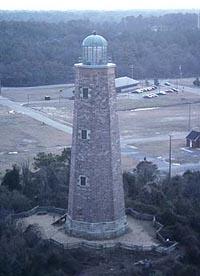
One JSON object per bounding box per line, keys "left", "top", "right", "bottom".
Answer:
{"left": 82, "top": 88, "right": 89, "bottom": 99}
{"left": 78, "top": 175, "right": 88, "bottom": 186}
{"left": 80, "top": 176, "right": 86, "bottom": 186}
{"left": 78, "top": 129, "right": 91, "bottom": 140}
{"left": 80, "top": 87, "right": 91, "bottom": 99}
{"left": 81, "top": 130, "right": 87, "bottom": 140}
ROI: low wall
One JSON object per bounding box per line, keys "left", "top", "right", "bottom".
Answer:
{"left": 11, "top": 206, "right": 40, "bottom": 219}
{"left": 126, "top": 208, "right": 154, "bottom": 221}
{"left": 12, "top": 206, "right": 178, "bottom": 255}
{"left": 37, "top": 206, "right": 67, "bottom": 215}
{"left": 11, "top": 206, "right": 67, "bottom": 220}
{"left": 49, "top": 238, "right": 176, "bottom": 255}
{"left": 125, "top": 208, "right": 177, "bottom": 247}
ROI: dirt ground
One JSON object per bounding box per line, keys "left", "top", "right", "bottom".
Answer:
{"left": 2, "top": 84, "right": 74, "bottom": 102}
{"left": 21, "top": 213, "right": 159, "bottom": 246}
{"left": 1, "top": 79, "right": 200, "bottom": 174}
{"left": 0, "top": 104, "right": 71, "bottom": 172}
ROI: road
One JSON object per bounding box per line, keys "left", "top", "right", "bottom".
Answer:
{"left": 0, "top": 95, "right": 72, "bottom": 134}
{"left": 121, "top": 145, "right": 200, "bottom": 175}
{"left": 1, "top": 88, "right": 200, "bottom": 175}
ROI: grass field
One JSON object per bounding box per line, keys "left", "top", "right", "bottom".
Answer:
{"left": 1, "top": 80, "right": 200, "bottom": 174}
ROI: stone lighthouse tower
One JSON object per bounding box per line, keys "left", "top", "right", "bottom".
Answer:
{"left": 66, "top": 32, "right": 127, "bottom": 239}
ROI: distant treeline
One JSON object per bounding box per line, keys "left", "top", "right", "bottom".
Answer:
{"left": 0, "top": 12, "right": 200, "bottom": 86}
{"left": 0, "top": 10, "right": 184, "bottom": 23}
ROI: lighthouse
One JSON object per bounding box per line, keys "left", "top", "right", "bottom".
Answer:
{"left": 66, "top": 32, "right": 127, "bottom": 239}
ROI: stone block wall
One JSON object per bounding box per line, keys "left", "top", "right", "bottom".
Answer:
{"left": 67, "top": 63, "right": 127, "bottom": 239}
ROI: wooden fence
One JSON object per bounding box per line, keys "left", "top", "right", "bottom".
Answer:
{"left": 10, "top": 206, "right": 67, "bottom": 220}
{"left": 49, "top": 238, "right": 178, "bottom": 255}
{"left": 11, "top": 205, "right": 178, "bottom": 255}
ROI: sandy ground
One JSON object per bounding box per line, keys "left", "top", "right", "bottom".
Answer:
{"left": 0, "top": 104, "right": 71, "bottom": 171}
{"left": 2, "top": 84, "right": 74, "bottom": 102}
{"left": 21, "top": 213, "right": 159, "bottom": 246}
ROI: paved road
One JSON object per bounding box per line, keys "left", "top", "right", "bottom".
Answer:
{"left": 121, "top": 133, "right": 200, "bottom": 175}
{"left": 2, "top": 83, "right": 74, "bottom": 91}
{"left": 0, "top": 95, "right": 72, "bottom": 134}
{"left": 121, "top": 146, "right": 200, "bottom": 175}
{"left": 0, "top": 91, "right": 200, "bottom": 175}
{"left": 120, "top": 132, "right": 187, "bottom": 145}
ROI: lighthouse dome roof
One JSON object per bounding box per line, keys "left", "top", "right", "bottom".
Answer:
{"left": 82, "top": 32, "right": 107, "bottom": 47}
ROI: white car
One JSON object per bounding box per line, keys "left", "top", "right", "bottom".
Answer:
{"left": 157, "top": 91, "right": 167, "bottom": 95}
{"left": 143, "top": 93, "right": 158, "bottom": 98}
{"left": 132, "top": 88, "right": 143, "bottom": 93}
{"left": 172, "top": 88, "right": 178, "bottom": 92}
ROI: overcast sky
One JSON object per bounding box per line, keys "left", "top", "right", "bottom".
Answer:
{"left": 0, "top": 0, "right": 200, "bottom": 11}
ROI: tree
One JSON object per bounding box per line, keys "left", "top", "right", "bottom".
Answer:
{"left": 193, "top": 77, "right": 200, "bottom": 86}
{"left": 145, "top": 79, "right": 149, "bottom": 86}
{"left": 154, "top": 78, "right": 160, "bottom": 86}
{"left": 1, "top": 165, "right": 21, "bottom": 191}
{"left": 135, "top": 159, "right": 159, "bottom": 185}
{"left": 123, "top": 171, "right": 137, "bottom": 198}
{"left": 0, "top": 186, "right": 31, "bottom": 213}
{"left": 30, "top": 149, "right": 70, "bottom": 207}
{"left": 1, "top": 14, "right": 200, "bottom": 86}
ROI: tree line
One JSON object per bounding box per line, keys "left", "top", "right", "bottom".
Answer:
{"left": 0, "top": 12, "right": 200, "bottom": 87}
{"left": 1, "top": 150, "right": 200, "bottom": 274}
{"left": 124, "top": 161, "right": 200, "bottom": 275}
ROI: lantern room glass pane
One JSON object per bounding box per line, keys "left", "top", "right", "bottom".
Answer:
{"left": 82, "top": 46, "right": 107, "bottom": 65}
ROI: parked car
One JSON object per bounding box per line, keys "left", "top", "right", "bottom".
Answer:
{"left": 143, "top": 93, "right": 158, "bottom": 98}
{"left": 132, "top": 88, "right": 143, "bottom": 93}
{"left": 165, "top": 89, "right": 174, "bottom": 93}
{"left": 164, "top": 82, "right": 171, "bottom": 86}
{"left": 157, "top": 91, "right": 167, "bottom": 95}
{"left": 172, "top": 88, "right": 178, "bottom": 92}
{"left": 143, "top": 94, "right": 152, "bottom": 98}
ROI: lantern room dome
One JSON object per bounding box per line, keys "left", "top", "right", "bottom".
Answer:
{"left": 82, "top": 33, "right": 107, "bottom": 47}
{"left": 82, "top": 32, "right": 108, "bottom": 66}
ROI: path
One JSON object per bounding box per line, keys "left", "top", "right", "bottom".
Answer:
{"left": 0, "top": 95, "right": 72, "bottom": 134}
{"left": 0, "top": 93, "right": 199, "bottom": 174}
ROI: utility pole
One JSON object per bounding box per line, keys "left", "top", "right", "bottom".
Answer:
{"left": 59, "top": 89, "right": 62, "bottom": 103}
{"left": 169, "top": 135, "right": 172, "bottom": 181}
{"left": 198, "top": 12, "right": 200, "bottom": 29}
{"left": 179, "top": 65, "right": 182, "bottom": 88}
{"left": 0, "top": 79, "right": 1, "bottom": 94}
{"left": 130, "top": 65, "right": 134, "bottom": 79}
{"left": 188, "top": 103, "right": 191, "bottom": 131}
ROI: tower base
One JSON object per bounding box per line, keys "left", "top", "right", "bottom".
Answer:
{"left": 65, "top": 214, "right": 128, "bottom": 240}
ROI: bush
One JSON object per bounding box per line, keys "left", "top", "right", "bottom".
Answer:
{"left": 159, "top": 208, "right": 178, "bottom": 226}
{"left": 193, "top": 77, "right": 200, "bottom": 87}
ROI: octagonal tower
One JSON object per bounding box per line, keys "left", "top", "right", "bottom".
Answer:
{"left": 66, "top": 32, "right": 127, "bottom": 239}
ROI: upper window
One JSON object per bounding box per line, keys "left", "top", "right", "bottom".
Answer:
{"left": 80, "top": 87, "right": 90, "bottom": 99}
{"left": 80, "top": 176, "right": 86, "bottom": 186}
{"left": 78, "top": 175, "right": 88, "bottom": 187}
{"left": 82, "top": 88, "right": 89, "bottom": 99}
{"left": 78, "top": 129, "right": 91, "bottom": 140}
{"left": 81, "top": 129, "right": 87, "bottom": 140}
